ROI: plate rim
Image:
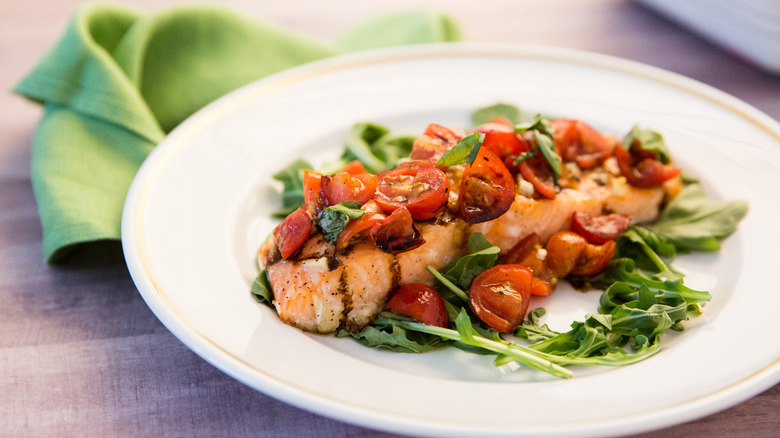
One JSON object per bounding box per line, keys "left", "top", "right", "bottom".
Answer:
{"left": 121, "top": 42, "right": 780, "bottom": 437}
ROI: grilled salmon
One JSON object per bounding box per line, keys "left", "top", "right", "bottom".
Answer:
{"left": 260, "top": 216, "right": 469, "bottom": 333}
{"left": 258, "top": 120, "right": 679, "bottom": 334}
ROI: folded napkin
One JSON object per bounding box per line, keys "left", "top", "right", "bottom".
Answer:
{"left": 15, "top": 3, "right": 461, "bottom": 263}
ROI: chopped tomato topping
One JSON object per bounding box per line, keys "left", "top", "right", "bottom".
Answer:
{"left": 303, "top": 170, "right": 325, "bottom": 215}
{"left": 273, "top": 207, "right": 312, "bottom": 259}
{"left": 341, "top": 160, "right": 369, "bottom": 175}
{"left": 321, "top": 171, "right": 378, "bottom": 206}
{"left": 409, "top": 123, "right": 462, "bottom": 162}
{"left": 458, "top": 147, "right": 515, "bottom": 223}
{"left": 335, "top": 210, "right": 386, "bottom": 250}
{"left": 373, "top": 162, "right": 450, "bottom": 221}
{"left": 474, "top": 122, "right": 529, "bottom": 171}
{"left": 369, "top": 206, "right": 425, "bottom": 254}
{"left": 552, "top": 119, "right": 614, "bottom": 169}
{"left": 518, "top": 152, "right": 557, "bottom": 199}
{"left": 615, "top": 143, "right": 681, "bottom": 188}
{"left": 571, "top": 212, "right": 630, "bottom": 245}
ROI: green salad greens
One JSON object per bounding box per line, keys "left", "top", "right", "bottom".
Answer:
{"left": 254, "top": 103, "right": 748, "bottom": 379}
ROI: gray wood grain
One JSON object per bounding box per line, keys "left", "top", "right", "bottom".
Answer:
{"left": 1, "top": 1, "right": 777, "bottom": 436}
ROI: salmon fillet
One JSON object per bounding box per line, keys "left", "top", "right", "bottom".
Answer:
{"left": 473, "top": 163, "right": 666, "bottom": 252}
{"left": 260, "top": 217, "right": 469, "bottom": 333}
{"left": 258, "top": 117, "right": 678, "bottom": 334}
{"left": 260, "top": 171, "right": 669, "bottom": 334}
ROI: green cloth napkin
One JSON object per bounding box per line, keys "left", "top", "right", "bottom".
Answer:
{"left": 15, "top": 3, "right": 460, "bottom": 263}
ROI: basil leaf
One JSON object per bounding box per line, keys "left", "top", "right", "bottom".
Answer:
{"left": 250, "top": 269, "right": 274, "bottom": 307}
{"left": 270, "top": 159, "right": 311, "bottom": 217}
{"left": 316, "top": 201, "right": 365, "bottom": 244}
{"left": 514, "top": 114, "right": 555, "bottom": 136}
{"left": 437, "top": 132, "right": 485, "bottom": 166}
{"left": 442, "top": 232, "right": 500, "bottom": 289}
{"left": 646, "top": 183, "right": 748, "bottom": 252}
{"left": 534, "top": 130, "right": 562, "bottom": 180}
{"left": 466, "top": 232, "right": 495, "bottom": 253}
{"left": 512, "top": 148, "right": 538, "bottom": 165}
{"left": 342, "top": 122, "right": 415, "bottom": 173}
{"left": 343, "top": 122, "right": 389, "bottom": 173}
{"left": 623, "top": 126, "right": 672, "bottom": 164}
{"left": 515, "top": 115, "right": 562, "bottom": 180}
{"left": 471, "top": 102, "right": 522, "bottom": 126}
{"left": 370, "top": 134, "right": 416, "bottom": 168}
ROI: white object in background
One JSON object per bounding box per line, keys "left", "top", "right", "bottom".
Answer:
{"left": 637, "top": 0, "right": 780, "bottom": 74}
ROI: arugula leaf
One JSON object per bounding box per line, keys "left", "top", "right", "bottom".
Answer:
{"left": 646, "top": 183, "right": 748, "bottom": 252}
{"left": 316, "top": 201, "right": 365, "bottom": 244}
{"left": 382, "top": 310, "right": 574, "bottom": 379}
{"left": 441, "top": 232, "right": 501, "bottom": 289}
{"left": 471, "top": 103, "right": 522, "bottom": 126}
{"left": 270, "top": 159, "right": 311, "bottom": 217}
{"left": 250, "top": 269, "right": 274, "bottom": 307}
{"left": 599, "top": 259, "right": 712, "bottom": 308}
{"left": 337, "top": 315, "right": 444, "bottom": 353}
{"left": 623, "top": 126, "right": 672, "bottom": 164}
{"left": 342, "top": 122, "right": 415, "bottom": 173}
{"left": 515, "top": 308, "right": 561, "bottom": 343}
{"left": 615, "top": 226, "right": 682, "bottom": 280}
{"left": 437, "top": 132, "right": 485, "bottom": 166}
{"left": 514, "top": 115, "right": 562, "bottom": 182}
{"left": 427, "top": 265, "right": 470, "bottom": 303}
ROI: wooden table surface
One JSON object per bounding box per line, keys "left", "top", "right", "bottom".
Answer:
{"left": 2, "top": 0, "right": 778, "bottom": 436}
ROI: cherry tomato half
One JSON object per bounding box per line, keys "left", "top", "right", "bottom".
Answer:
{"left": 273, "top": 207, "right": 312, "bottom": 259}
{"left": 373, "top": 162, "right": 450, "bottom": 221}
{"left": 545, "top": 231, "right": 615, "bottom": 278}
{"left": 409, "top": 124, "right": 462, "bottom": 163}
{"left": 569, "top": 240, "right": 616, "bottom": 277}
{"left": 571, "top": 211, "right": 631, "bottom": 245}
{"left": 518, "top": 152, "right": 557, "bottom": 199}
{"left": 469, "top": 264, "right": 533, "bottom": 333}
{"left": 341, "top": 160, "right": 369, "bottom": 175}
{"left": 531, "top": 277, "right": 553, "bottom": 297}
{"left": 615, "top": 144, "right": 681, "bottom": 188}
{"left": 552, "top": 119, "right": 613, "bottom": 169}
{"left": 474, "top": 123, "right": 528, "bottom": 170}
{"left": 335, "top": 211, "right": 386, "bottom": 250}
{"left": 544, "top": 231, "right": 588, "bottom": 278}
{"left": 458, "top": 147, "right": 516, "bottom": 224}
{"left": 384, "top": 283, "right": 448, "bottom": 327}
{"left": 369, "top": 206, "right": 425, "bottom": 254}
{"left": 321, "top": 171, "right": 378, "bottom": 206}
{"left": 303, "top": 170, "right": 325, "bottom": 215}
{"left": 502, "top": 233, "right": 543, "bottom": 265}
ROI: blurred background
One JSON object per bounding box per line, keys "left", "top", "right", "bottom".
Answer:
{"left": 1, "top": 1, "right": 778, "bottom": 437}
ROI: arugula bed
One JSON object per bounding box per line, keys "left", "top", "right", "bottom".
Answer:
{"left": 252, "top": 104, "right": 747, "bottom": 379}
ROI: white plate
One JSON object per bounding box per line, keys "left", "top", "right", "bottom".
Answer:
{"left": 122, "top": 43, "right": 780, "bottom": 437}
